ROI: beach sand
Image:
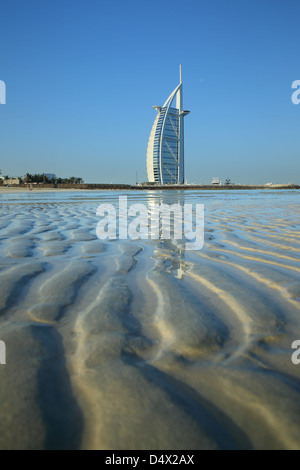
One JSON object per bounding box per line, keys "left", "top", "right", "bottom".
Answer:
{"left": 0, "top": 189, "right": 299, "bottom": 450}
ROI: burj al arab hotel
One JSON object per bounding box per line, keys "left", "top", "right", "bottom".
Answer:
{"left": 146, "top": 66, "right": 190, "bottom": 184}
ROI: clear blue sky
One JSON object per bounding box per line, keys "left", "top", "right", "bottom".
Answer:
{"left": 0, "top": 0, "right": 299, "bottom": 184}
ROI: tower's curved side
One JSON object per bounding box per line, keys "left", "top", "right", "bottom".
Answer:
{"left": 146, "top": 111, "right": 161, "bottom": 183}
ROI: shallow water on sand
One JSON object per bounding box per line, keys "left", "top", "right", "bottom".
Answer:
{"left": 0, "top": 189, "right": 300, "bottom": 450}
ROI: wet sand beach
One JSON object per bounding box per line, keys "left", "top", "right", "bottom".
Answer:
{"left": 0, "top": 189, "right": 299, "bottom": 450}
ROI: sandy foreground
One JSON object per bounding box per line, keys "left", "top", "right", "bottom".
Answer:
{"left": 0, "top": 189, "right": 300, "bottom": 450}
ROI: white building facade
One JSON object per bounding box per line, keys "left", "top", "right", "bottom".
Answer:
{"left": 147, "top": 66, "right": 190, "bottom": 184}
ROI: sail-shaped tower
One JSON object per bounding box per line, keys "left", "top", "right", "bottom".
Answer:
{"left": 146, "top": 66, "right": 190, "bottom": 184}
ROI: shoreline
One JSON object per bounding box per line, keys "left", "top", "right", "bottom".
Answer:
{"left": 1, "top": 183, "right": 299, "bottom": 193}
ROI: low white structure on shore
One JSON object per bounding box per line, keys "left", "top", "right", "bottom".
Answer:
{"left": 3, "top": 179, "right": 20, "bottom": 185}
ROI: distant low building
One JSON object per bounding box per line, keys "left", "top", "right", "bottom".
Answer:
{"left": 3, "top": 178, "right": 20, "bottom": 185}
{"left": 212, "top": 177, "right": 222, "bottom": 185}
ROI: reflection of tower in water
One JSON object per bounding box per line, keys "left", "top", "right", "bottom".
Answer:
{"left": 146, "top": 191, "right": 187, "bottom": 280}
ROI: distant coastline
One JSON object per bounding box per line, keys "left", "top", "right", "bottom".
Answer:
{"left": 0, "top": 183, "right": 299, "bottom": 192}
